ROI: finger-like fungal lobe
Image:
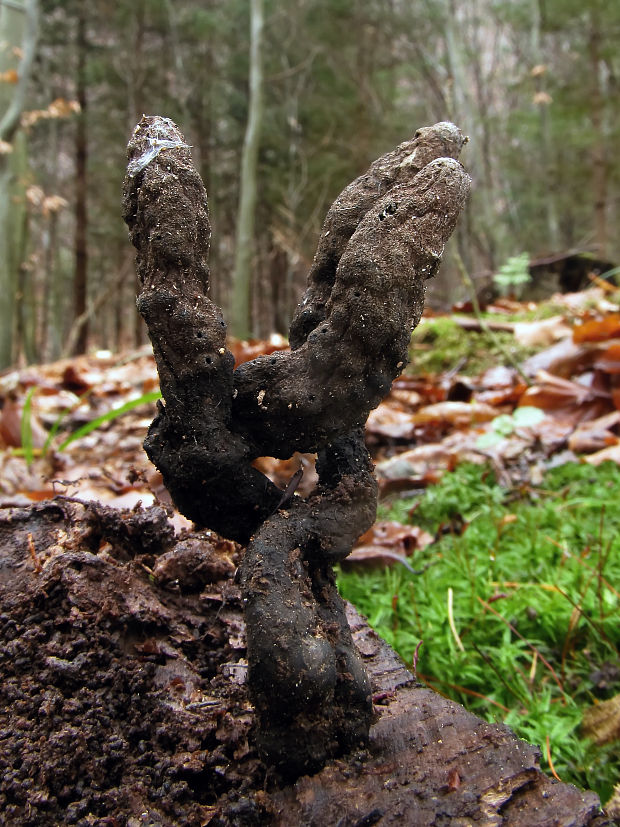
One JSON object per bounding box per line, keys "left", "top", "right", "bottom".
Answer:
{"left": 123, "top": 115, "right": 470, "bottom": 777}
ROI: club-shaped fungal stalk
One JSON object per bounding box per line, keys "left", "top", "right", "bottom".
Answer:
{"left": 123, "top": 115, "right": 470, "bottom": 777}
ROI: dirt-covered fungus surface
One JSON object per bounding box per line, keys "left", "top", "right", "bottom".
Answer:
{"left": 121, "top": 116, "right": 471, "bottom": 776}
{"left": 0, "top": 501, "right": 608, "bottom": 826}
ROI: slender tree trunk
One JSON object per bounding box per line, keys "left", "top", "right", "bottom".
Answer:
{"left": 230, "top": 0, "right": 264, "bottom": 339}
{"left": 444, "top": 0, "right": 497, "bottom": 271}
{"left": 14, "top": 166, "right": 33, "bottom": 366}
{"left": 531, "top": 0, "right": 560, "bottom": 252}
{"left": 127, "top": 1, "right": 147, "bottom": 349}
{"left": 0, "top": 0, "right": 39, "bottom": 369}
{"left": 588, "top": 2, "right": 607, "bottom": 258}
{"left": 40, "top": 208, "right": 59, "bottom": 361}
{"left": 73, "top": 6, "right": 89, "bottom": 355}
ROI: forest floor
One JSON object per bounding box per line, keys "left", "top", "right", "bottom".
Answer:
{"left": 1, "top": 288, "right": 619, "bottom": 825}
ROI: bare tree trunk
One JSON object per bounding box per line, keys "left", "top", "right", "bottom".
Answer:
{"left": 40, "top": 207, "right": 58, "bottom": 361}
{"left": 588, "top": 2, "right": 607, "bottom": 258}
{"left": 72, "top": 5, "right": 89, "bottom": 356}
{"left": 13, "top": 167, "right": 33, "bottom": 366}
{"left": 531, "top": 0, "right": 560, "bottom": 251}
{"left": 0, "top": 0, "right": 39, "bottom": 369}
{"left": 444, "top": 0, "right": 498, "bottom": 271}
{"left": 0, "top": 0, "right": 38, "bottom": 142}
{"left": 230, "top": 0, "right": 264, "bottom": 339}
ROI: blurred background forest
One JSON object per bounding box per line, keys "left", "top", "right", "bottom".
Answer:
{"left": 1, "top": 0, "right": 619, "bottom": 370}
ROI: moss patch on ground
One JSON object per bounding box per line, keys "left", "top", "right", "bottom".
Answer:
{"left": 339, "top": 461, "right": 620, "bottom": 802}
{"left": 409, "top": 317, "right": 540, "bottom": 376}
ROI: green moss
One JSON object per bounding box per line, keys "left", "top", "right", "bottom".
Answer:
{"left": 339, "top": 461, "right": 620, "bottom": 800}
{"left": 409, "top": 317, "right": 539, "bottom": 376}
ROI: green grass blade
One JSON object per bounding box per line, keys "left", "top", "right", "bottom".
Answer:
{"left": 56, "top": 390, "right": 161, "bottom": 452}
{"left": 20, "top": 387, "right": 37, "bottom": 468}
{"left": 42, "top": 390, "right": 92, "bottom": 456}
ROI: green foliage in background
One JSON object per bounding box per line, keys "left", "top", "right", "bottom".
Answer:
{"left": 476, "top": 406, "right": 545, "bottom": 448}
{"left": 7, "top": 0, "right": 616, "bottom": 367}
{"left": 493, "top": 252, "right": 531, "bottom": 297}
{"left": 338, "top": 461, "right": 620, "bottom": 801}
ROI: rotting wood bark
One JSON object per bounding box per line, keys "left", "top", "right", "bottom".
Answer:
{"left": 122, "top": 115, "right": 470, "bottom": 776}
{"left": 0, "top": 502, "right": 608, "bottom": 825}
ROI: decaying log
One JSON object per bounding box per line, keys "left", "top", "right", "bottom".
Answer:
{"left": 0, "top": 503, "right": 609, "bottom": 825}
{"left": 269, "top": 605, "right": 606, "bottom": 826}
{"left": 122, "top": 115, "right": 470, "bottom": 775}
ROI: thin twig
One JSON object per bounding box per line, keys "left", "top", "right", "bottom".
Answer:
{"left": 545, "top": 734, "right": 562, "bottom": 782}
{"left": 27, "top": 532, "right": 42, "bottom": 574}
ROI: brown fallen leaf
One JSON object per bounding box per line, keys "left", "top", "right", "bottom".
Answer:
{"left": 513, "top": 316, "right": 571, "bottom": 347}
{"left": 581, "top": 694, "right": 620, "bottom": 745}
{"left": 594, "top": 342, "right": 620, "bottom": 374}
{"left": 228, "top": 334, "right": 289, "bottom": 366}
{"left": 376, "top": 444, "right": 455, "bottom": 481}
{"left": 521, "top": 338, "right": 594, "bottom": 380}
{"left": 0, "top": 396, "right": 47, "bottom": 449}
{"left": 366, "top": 404, "right": 417, "bottom": 440}
{"left": 573, "top": 313, "right": 620, "bottom": 344}
{"left": 519, "top": 369, "right": 612, "bottom": 424}
{"left": 388, "top": 388, "right": 423, "bottom": 409}
{"left": 478, "top": 365, "right": 519, "bottom": 388}
{"left": 551, "top": 286, "right": 619, "bottom": 314}
{"left": 348, "top": 520, "right": 433, "bottom": 569}
{"left": 391, "top": 374, "right": 446, "bottom": 404}
{"left": 62, "top": 361, "right": 107, "bottom": 393}
{"left": 252, "top": 452, "right": 317, "bottom": 498}
{"left": 568, "top": 411, "right": 620, "bottom": 453}
{"left": 411, "top": 401, "right": 497, "bottom": 427}
{"left": 584, "top": 443, "right": 620, "bottom": 467}
{"left": 475, "top": 383, "right": 528, "bottom": 407}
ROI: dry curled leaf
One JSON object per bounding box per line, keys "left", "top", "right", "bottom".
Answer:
{"left": 411, "top": 400, "right": 497, "bottom": 427}
{"left": 605, "top": 783, "right": 620, "bottom": 820}
{"left": 582, "top": 694, "right": 620, "bottom": 745}
{"left": 519, "top": 370, "right": 611, "bottom": 424}
{"left": 348, "top": 520, "right": 433, "bottom": 568}
{"left": 573, "top": 313, "right": 620, "bottom": 344}
{"left": 513, "top": 317, "right": 571, "bottom": 347}
{"left": 568, "top": 411, "right": 620, "bottom": 454}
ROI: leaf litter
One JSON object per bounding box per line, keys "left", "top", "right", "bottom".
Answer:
{"left": 4, "top": 287, "right": 620, "bottom": 564}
